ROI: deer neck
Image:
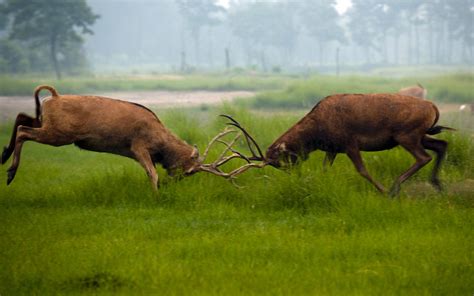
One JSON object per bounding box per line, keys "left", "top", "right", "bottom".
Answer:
{"left": 160, "top": 136, "right": 195, "bottom": 172}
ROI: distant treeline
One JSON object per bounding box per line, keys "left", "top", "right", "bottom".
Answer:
{"left": 86, "top": 0, "right": 474, "bottom": 72}
{"left": 0, "top": 0, "right": 473, "bottom": 77}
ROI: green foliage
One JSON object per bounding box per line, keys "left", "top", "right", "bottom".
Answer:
{"left": 244, "top": 73, "right": 474, "bottom": 109}
{"left": 3, "top": 0, "right": 99, "bottom": 78}
{"left": 0, "top": 39, "right": 29, "bottom": 73}
{"left": 0, "top": 74, "right": 294, "bottom": 95}
{"left": 230, "top": 2, "right": 297, "bottom": 52}
{"left": 0, "top": 107, "right": 473, "bottom": 294}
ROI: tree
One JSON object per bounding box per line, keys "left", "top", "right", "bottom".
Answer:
{"left": 3, "top": 0, "right": 98, "bottom": 79}
{"left": 229, "top": 1, "right": 298, "bottom": 69}
{"left": 347, "top": 0, "right": 383, "bottom": 64}
{"left": 446, "top": 0, "right": 474, "bottom": 62}
{"left": 177, "top": 0, "right": 225, "bottom": 65}
{"left": 0, "top": 39, "right": 29, "bottom": 73}
{"left": 299, "top": 0, "right": 346, "bottom": 66}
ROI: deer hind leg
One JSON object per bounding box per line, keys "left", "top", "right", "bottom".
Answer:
{"left": 346, "top": 146, "right": 386, "bottom": 193}
{"left": 131, "top": 143, "right": 158, "bottom": 191}
{"left": 2, "top": 113, "right": 40, "bottom": 164}
{"left": 7, "top": 126, "right": 73, "bottom": 185}
{"left": 422, "top": 136, "right": 447, "bottom": 191}
{"left": 389, "top": 135, "right": 432, "bottom": 197}
{"left": 322, "top": 152, "right": 337, "bottom": 170}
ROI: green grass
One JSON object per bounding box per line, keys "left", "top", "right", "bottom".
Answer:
{"left": 242, "top": 73, "right": 474, "bottom": 108}
{"left": 2, "top": 73, "right": 472, "bottom": 105}
{"left": 0, "top": 74, "right": 295, "bottom": 95}
{"left": 0, "top": 107, "right": 473, "bottom": 295}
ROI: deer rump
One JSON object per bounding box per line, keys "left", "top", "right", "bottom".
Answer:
{"left": 264, "top": 93, "right": 453, "bottom": 196}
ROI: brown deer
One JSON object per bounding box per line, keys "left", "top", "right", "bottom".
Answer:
{"left": 398, "top": 83, "right": 427, "bottom": 99}
{"left": 1, "top": 86, "right": 261, "bottom": 189}
{"left": 227, "top": 94, "right": 454, "bottom": 196}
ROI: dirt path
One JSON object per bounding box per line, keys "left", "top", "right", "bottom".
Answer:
{"left": 0, "top": 90, "right": 255, "bottom": 123}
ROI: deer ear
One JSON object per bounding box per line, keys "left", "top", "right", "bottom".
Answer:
{"left": 191, "top": 145, "right": 199, "bottom": 159}
{"left": 278, "top": 142, "right": 287, "bottom": 152}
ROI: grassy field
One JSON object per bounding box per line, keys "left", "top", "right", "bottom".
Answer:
{"left": 0, "top": 104, "right": 473, "bottom": 295}
{"left": 0, "top": 74, "right": 295, "bottom": 96}
{"left": 1, "top": 73, "right": 472, "bottom": 106}
{"left": 242, "top": 73, "right": 474, "bottom": 108}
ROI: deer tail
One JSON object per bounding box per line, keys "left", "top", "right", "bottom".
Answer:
{"left": 34, "top": 85, "right": 59, "bottom": 119}
{"left": 426, "top": 103, "right": 455, "bottom": 135}
{"left": 427, "top": 125, "right": 456, "bottom": 135}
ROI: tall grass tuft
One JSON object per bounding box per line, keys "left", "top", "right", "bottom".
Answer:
{"left": 243, "top": 73, "right": 474, "bottom": 109}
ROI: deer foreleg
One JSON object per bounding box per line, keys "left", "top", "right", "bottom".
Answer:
{"left": 346, "top": 146, "right": 386, "bottom": 194}
{"left": 131, "top": 143, "right": 158, "bottom": 191}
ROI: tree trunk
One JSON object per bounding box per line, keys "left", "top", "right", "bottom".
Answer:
{"left": 414, "top": 23, "right": 420, "bottom": 64}
{"left": 225, "top": 48, "right": 230, "bottom": 71}
{"left": 260, "top": 50, "right": 267, "bottom": 72}
{"left": 429, "top": 21, "right": 434, "bottom": 63}
{"left": 180, "top": 51, "right": 186, "bottom": 72}
{"left": 408, "top": 24, "right": 413, "bottom": 64}
{"left": 318, "top": 42, "right": 322, "bottom": 66}
{"left": 50, "top": 34, "right": 61, "bottom": 80}
{"left": 192, "top": 28, "right": 200, "bottom": 66}
{"left": 383, "top": 32, "right": 388, "bottom": 64}
{"left": 394, "top": 34, "right": 399, "bottom": 65}
{"left": 207, "top": 27, "right": 213, "bottom": 67}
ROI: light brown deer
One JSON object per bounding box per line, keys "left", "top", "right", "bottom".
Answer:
{"left": 1, "top": 86, "right": 260, "bottom": 189}
{"left": 227, "top": 94, "right": 454, "bottom": 196}
{"left": 398, "top": 83, "right": 427, "bottom": 99}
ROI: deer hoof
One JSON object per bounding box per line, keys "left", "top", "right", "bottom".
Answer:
{"left": 6, "top": 168, "right": 16, "bottom": 185}
{"left": 1, "top": 147, "right": 8, "bottom": 164}
{"left": 431, "top": 178, "right": 443, "bottom": 192}
{"left": 388, "top": 184, "right": 400, "bottom": 198}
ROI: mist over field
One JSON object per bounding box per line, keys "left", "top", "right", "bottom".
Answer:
{"left": 83, "top": 0, "right": 473, "bottom": 73}
{"left": 1, "top": 0, "right": 473, "bottom": 76}
{"left": 0, "top": 1, "right": 473, "bottom": 295}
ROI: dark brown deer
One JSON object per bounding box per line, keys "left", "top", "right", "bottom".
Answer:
{"left": 1, "top": 85, "right": 261, "bottom": 189}
{"left": 398, "top": 83, "right": 427, "bottom": 99}
{"left": 227, "top": 94, "right": 453, "bottom": 196}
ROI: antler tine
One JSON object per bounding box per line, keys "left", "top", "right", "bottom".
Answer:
{"left": 226, "top": 122, "right": 260, "bottom": 159}
{"left": 196, "top": 114, "right": 267, "bottom": 182}
{"left": 206, "top": 133, "right": 252, "bottom": 169}
{"left": 199, "top": 162, "right": 266, "bottom": 180}
{"left": 227, "top": 162, "right": 266, "bottom": 178}
{"left": 216, "top": 139, "right": 251, "bottom": 163}
{"left": 213, "top": 132, "right": 242, "bottom": 166}
{"left": 220, "top": 114, "right": 265, "bottom": 160}
{"left": 201, "top": 127, "right": 238, "bottom": 162}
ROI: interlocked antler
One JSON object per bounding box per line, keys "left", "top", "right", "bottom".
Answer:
{"left": 219, "top": 114, "right": 265, "bottom": 161}
{"left": 197, "top": 116, "right": 266, "bottom": 179}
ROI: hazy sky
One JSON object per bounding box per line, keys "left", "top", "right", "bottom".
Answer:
{"left": 217, "top": 0, "right": 353, "bottom": 14}
{"left": 334, "top": 0, "right": 352, "bottom": 14}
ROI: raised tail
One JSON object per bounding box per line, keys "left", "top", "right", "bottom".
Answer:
{"left": 34, "top": 85, "right": 59, "bottom": 119}
{"left": 427, "top": 125, "right": 456, "bottom": 135}
{"left": 426, "top": 103, "right": 455, "bottom": 135}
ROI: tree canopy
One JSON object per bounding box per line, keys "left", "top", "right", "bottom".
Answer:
{"left": 2, "top": 0, "right": 98, "bottom": 78}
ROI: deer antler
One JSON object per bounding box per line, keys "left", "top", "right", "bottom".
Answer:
{"left": 197, "top": 115, "right": 266, "bottom": 179}
{"left": 220, "top": 114, "right": 265, "bottom": 161}
{"left": 200, "top": 127, "right": 238, "bottom": 163}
